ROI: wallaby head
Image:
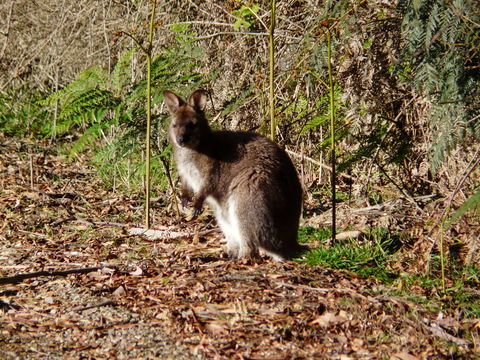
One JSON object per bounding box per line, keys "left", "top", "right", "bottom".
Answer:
{"left": 163, "top": 90, "right": 210, "bottom": 149}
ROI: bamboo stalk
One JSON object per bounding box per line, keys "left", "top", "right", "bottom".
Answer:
{"left": 326, "top": 30, "right": 336, "bottom": 243}
{"left": 144, "top": 0, "right": 157, "bottom": 229}
{"left": 268, "top": 0, "right": 276, "bottom": 141}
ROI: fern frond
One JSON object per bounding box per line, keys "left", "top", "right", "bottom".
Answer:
{"left": 111, "top": 48, "right": 136, "bottom": 96}
{"left": 68, "top": 118, "right": 113, "bottom": 160}
{"left": 425, "top": 3, "right": 440, "bottom": 46}
{"left": 218, "top": 86, "right": 254, "bottom": 118}
{"left": 42, "top": 67, "right": 109, "bottom": 108}
{"left": 303, "top": 113, "right": 330, "bottom": 134}
{"left": 57, "top": 89, "right": 117, "bottom": 122}
{"left": 473, "top": 115, "right": 480, "bottom": 138}
{"left": 424, "top": 63, "right": 440, "bottom": 94}
{"left": 398, "top": 0, "right": 480, "bottom": 169}
{"left": 446, "top": 190, "right": 480, "bottom": 226}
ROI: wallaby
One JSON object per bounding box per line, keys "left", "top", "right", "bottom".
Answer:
{"left": 164, "top": 89, "right": 303, "bottom": 261}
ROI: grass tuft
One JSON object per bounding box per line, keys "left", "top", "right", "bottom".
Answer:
{"left": 297, "top": 226, "right": 400, "bottom": 282}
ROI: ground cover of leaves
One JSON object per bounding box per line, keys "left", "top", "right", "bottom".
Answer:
{"left": 1, "top": 136, "right": 478, "bottom": 359}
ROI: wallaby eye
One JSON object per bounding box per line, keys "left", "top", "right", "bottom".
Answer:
{"left": 172, "top": 124, "right": 177, "bottom": 128}
{"left": 186, "top": 123, "right": 196, "bottom": 130}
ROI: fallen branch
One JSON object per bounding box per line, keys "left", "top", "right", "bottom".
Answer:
{"left": 402, "top": 316, "right": 472, "bottom": 347}
{"left": 0, "top": 266, "right": 105, "bottom": 285}
{"left": 128, "top": 227, "right": 220, "bottom": 241}
{"left": 75, "top": 216, "right": 135, "bottom": 228}
{"left": 425, "top": 322, "right": 472, "bottom": 347}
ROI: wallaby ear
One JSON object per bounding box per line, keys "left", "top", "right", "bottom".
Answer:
{"left": 163, "top": 90, "right": 184, "bottom": 114}
{"left": 188, "top": 90, "right": 208, "bottom": 112}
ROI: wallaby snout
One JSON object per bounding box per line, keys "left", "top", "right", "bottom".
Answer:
{"left": 175, "top": 133, "right": 188, "bottom": 147}
{"left": 164, "top": 89, "right": 303, "bottom": 261}
{"left": 176, "top": 136, "right": 185, "bottom": 147}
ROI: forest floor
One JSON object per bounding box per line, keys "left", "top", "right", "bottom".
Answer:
{"left": 1, "top": 134, "right": 479, "bottom": 360}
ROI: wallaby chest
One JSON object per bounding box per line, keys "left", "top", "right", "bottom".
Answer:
{"left": 175, "top": 148, "right": 206, "bottom": 194}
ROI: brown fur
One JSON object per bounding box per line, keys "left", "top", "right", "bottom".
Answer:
{"left": 164, "top": 89, "right": 303, "bottom": 260}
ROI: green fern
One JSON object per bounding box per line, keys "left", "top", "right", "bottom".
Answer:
{"left": 218, "top": 86, "right": 254, "bottom": 119}
{"left": 397, "top": 0, "right": 480, "bottom": 170}
{"left": 57, "top": 89, "right": 117, "bottom": 122}
{"left": 39, "top": 24, "right": 213, "bottom": 193}
{"left": 300, "top": 85, "right": 343, "bottom": 134}
{"left": 68, "top": 116, "right": 114, "bottom": 160}
{"left": 0, "top": 89, "right": 50, "bottom": 136}
{"left": 42, "top": 66, "right": 109, "bottom": 108}
{"left": 446, "top": 189, "right": 480, "bottom": 226}
{"left": 111, "top": 48, "right": 136, "bottom": 96}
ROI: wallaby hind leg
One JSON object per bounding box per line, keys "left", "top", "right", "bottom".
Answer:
{"left": 237, "top": 190, "right": 300, "bottom": 261}
{"left": 210, "top": 195, "right": 256, "bottom": 259}
{"left": 221, "top": 195, "right": 259, "bottom": 258}
{"left": 232, "top": 193, "right": 275, "bottom": 259}
{"left": 225, "top": 235, "right": 240, "bottom": 258}
{"left": 259, "top": 215, "right": 301, "bottom": 261}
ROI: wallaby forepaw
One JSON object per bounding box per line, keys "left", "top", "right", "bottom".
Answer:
{"left": 192, "top": 207, "right": 203, "bottom": 219}
{"left": 179, "top": 196, "right": 190, "bottom": 209}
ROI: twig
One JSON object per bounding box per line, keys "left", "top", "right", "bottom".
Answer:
{"left": 268, "top": 0, "right": 276, "bottom": 141}
{"left": 190, "top": 306, "right": 205, "bottom": 334}
{"left": 73, "top": 300, "right": 116, "bottom": 312}
{"left": 194, "top": 31, "right": 267, "bottom": 41}
{"left": 246, "top": 4, "right": 268, "bottom": 31}
{"left": 29, "top": 153, "right": 34, "bottom": 190}
{"left": 159, "top": 156, "right": 180, "bottom": 217}
{"left": 0, "top": 266, "right": 106, "bottom": 285}
{"left": 326, "top": 28, "right": 336, "bottom": 242}
{"left": 18, "top": 229, "right": 51, "bottom": 239}
{"left": 372, "top": 160, "right": 424, "bottom": 212}
{"left": 119, "top": 30, "right": 148, "bottom": 54}
{"left": 166, "top": 21, "right": 235, "bottom": 27}
{"left": 402, "top": 316, "right": 472, "bottom": 347}
{"left": 215, "top": 275, "right": 259, "bottom": 282}
{"left": 74, "top": 216, "right": 138, "bottom": 228}
{"left": 287, "top": 148, "right": 422, "bottom": 202}
{"left": 427, "top": 148, "right": 480, "bottom": 237}
{"left": 286, "top": 148, "right": 352, "bottom": 179}
{"left": 350, "top": 195, "right": 436, "bottom": 216}
{"left": 144, "top": 0, "right": 158, "bottom": 229}
{"left": 425, "top": 323, "right": 472, "bottom": 347}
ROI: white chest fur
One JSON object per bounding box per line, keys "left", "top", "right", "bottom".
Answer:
{"left": 175, "top": 148, "right": 204, "bottom": 193}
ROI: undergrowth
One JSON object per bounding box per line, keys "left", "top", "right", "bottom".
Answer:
{"left": 397, "top": 0, "right": 480, "bottom": 170}
{"left": 39, "top": 25, "right": 209, "bottom": 194}
{"left": 0, "top": 88, "right": 50, "bottom": 137}
{"left": 298, "top": 225, "right": 480, "bottom": 319}
{"left": 297, "top": 226, "right": 401, "bottom": 282}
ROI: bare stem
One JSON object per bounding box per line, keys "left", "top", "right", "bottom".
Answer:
{"left": 269, "top": 0, "right": 276, "bottom": 141}
{"left": 145, "top": 0, "right": 157, "bottom": 229}
{"left": 326, "top": 30, "right": 336, "bottom": 242}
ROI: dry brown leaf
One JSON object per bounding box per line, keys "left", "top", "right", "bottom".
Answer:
{"left": 87, "top": 271, "right": 109, "bottom": 281}
{"left": 309, "top": 311, "right": 346, "bottom": 327}
{"left": 112, "top": 286, "right": 126, "bottom": 297}
{"left": 335, "top": 230, "right": 363, "bottom": 241}
{"left": 129, "top": 266, "right": 143, "bottom": 276}
{"left": 205, "top": 320, "right": 228, "bottom": 335}
{"left": 392, "top": 352, "right": 420, "bottom": 360}
{"left": 1, "top": 132, "right": 477, "bottom": 358}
